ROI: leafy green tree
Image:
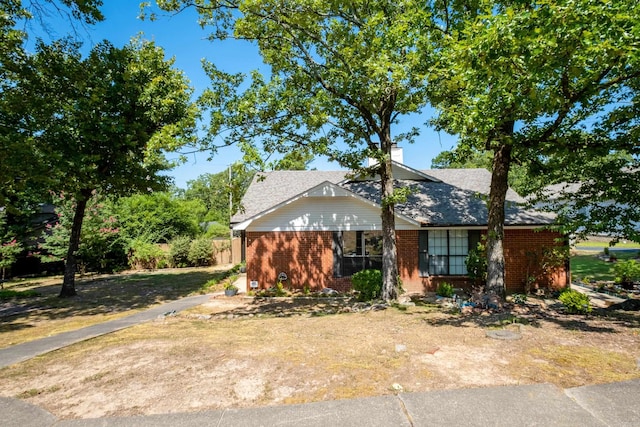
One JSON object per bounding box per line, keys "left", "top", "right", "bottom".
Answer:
{"left": 154, "top": 0, "right": 431, "bottom": 301}
{"left": 115, "top": 192, "right": 205, "bottom": 244}
{"left": 38, "top": 193, "right": 126, "bottom": 273}
{"left": 427, "top": 0, "right": 640, "bottom": 296}
{"left": 431, "top": 148, "right": 540, "bottom": 197}
{"left": 17, "top": 39, "right": 196, "bottom": 297}
{"left": 1, "top": 1, "right": 104, "bottom": 209}
{"left": 184, "top": 162, "right": 254, "bottom": 225}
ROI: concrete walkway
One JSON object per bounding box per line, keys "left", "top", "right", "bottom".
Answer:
{"left": 2, "top": 380, "right": 640, "bottom": 426}
{"left": 570, "top": 283, "right": 626, "bottom": 309}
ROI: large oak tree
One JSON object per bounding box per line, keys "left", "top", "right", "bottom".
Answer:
{"left": 16, "top": 39, "right": 197, "bottom": 296}
{"left": 427, "top": 0, "right": 640, "bottom": 295}
{"left": 153, "top": 0, "right": 431, "bottom": 301}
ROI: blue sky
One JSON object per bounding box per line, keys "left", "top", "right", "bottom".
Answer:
{"left": 34, "top": 1, "right": 458, "bottom": 188}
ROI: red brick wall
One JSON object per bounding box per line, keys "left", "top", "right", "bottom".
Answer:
{"left": 246, "top": 229, "right": 568, "bottom": 294}
{"left": 503, "top": 229, "right": 569, "bottom": 293}
{"left": 245, "top": 231, "right": 334, "bottom": 290}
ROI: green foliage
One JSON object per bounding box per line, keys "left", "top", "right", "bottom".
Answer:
{"left": 0, "top": 209, "right": 23, "bottom": 281}
{"left": 427, "top": 0, "right": 640, "bottom": 294}
{"left": 436, "top": 282, "right": 454, "bottom": 298}
{"left": 351, "top": 269, "right": 383, "bottom": 301}
{"left": 38, "top": 193, "right": 126, "bottom": 273}
{"left": 169, "top": 235, "right": 191, "bottom": 268}
{"left": 187, "top": 237, "right": 214, "bottom": 267}
{"left": 204, "top": 222, "right": 230, "bottom": 238}
{"left": 116, "top": 193, "right": 204, "bottom": 243}
{"left": 5, "top": 36, "right": 197, "bottom": 295}
{"left": 159, "top": 0, "right": 433, "bottom": 301}
{"left": 0, "top": 238, "right": 22, "bottom": 281}
{"left": 613, "top": 260, "right": 640, "bottom": 284}
{"left": 558, "top": 289, "right": 592, "bottom": 314}
{"left": 128, "top": 239, "right": 166, "bottom": 270}
{"left": 274, "top": 280, "right": 287, "bottom": 296}
{"left": 183, "top": 161, "right": 255, "bottom": 226}
{"left": 465, "top": 242, "right": 487, "bottom": 285}
{"left": 0, "top": 289, "right": 40, "bottom": 300}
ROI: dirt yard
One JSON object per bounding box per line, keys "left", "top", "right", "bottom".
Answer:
{"left": 0, "top": 294, "right": 638, "bottom": 420}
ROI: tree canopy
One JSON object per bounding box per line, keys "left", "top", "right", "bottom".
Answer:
{"left": 427, "top": 0, "right": 640, "bottom": 294}
{"left": 12, "top": 38, "right": 197, "bottom": 296}
{"left": 154, "top": 0, "right": 432, "bottom": 301}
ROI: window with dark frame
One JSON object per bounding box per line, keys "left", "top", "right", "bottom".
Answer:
{"left": 333, "top": 231, "right": 383, "bottom": 277}
{"left": 418, "top": 230, "right": 482, "bottom": 276}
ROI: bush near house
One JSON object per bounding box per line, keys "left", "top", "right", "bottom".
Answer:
{"left": 187, "top": 237, "right": 215, "bottom": 267}
{"left": 169, "top": 235, "right": 191, "bottom": 267}
{"left": 613, "top": 259, "right": 640, "bottom": 289}
{"left": 436, "top": 282, "right": 455, "bottom": 298}
{"left": 351, "top": 269, "right": 382, "bottom": 301}
{"left": 558, "top": 288, "right": 592, "bottom": 314}
{"left": 128, "top": 239, "right": 166, "bottom": 270}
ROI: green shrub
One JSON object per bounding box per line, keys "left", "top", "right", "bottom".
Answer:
{"left": 351, "top": 269, "right": 382, "bottom": 301}
{"left": 465, "top": 243, "right": 487, "bottom": 285}
{"left": 613, "top": 259, "right": 640, "bottom": 284}
{"left": 205, "top": 222, "right": 230, "bottom": 238}
{"left": 129, "top": 239, "right": 166, "bottom": 269}
{"left": 169, "top": 235, "right": 192, "bottom": 267}
{"left": 188, "top": 237, "right": 214, "bottom": 266}
{"left": 558, "top": 289, "right": 592, "bottom": 314}
{"left": 436, "top": 282, "right": 454, "bottom": 298}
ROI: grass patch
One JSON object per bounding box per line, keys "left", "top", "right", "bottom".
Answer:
{"left": 1, "top": 301, "right": 638, "bottom": 418}
{"left": 571, "top": 255, "right": 614, "bottom": 282}
{"left": 0, "top": 289, "right": 40, "bottom": 301}
{"left": 571, "top": 252, "right": 639, "bottom": 282}
{"left": 514, "top": 346, "right": 638, "bottom": 388}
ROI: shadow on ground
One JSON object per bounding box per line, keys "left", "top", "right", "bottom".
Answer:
{"left": 0, "top": 267, "right": 232, "bottom": 330}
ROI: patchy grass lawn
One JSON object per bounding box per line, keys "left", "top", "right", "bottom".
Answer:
{"left": 571, "top": 251, "right": 640, "bottom": 283}
{"left": 0, "top": 265, "right": 236, "bottom": 348}
{"left": 571, "top": 255, "right": 616, "bottom": 282}
{"left": 0, "top": 294, "right": 638, "bottom": 420}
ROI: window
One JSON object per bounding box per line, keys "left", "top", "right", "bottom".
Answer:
{"left": 419, "top": 230, "right": 481, "bottom": 276}
{"left": 333, "top": 231, "right": 382, "bottom": 277}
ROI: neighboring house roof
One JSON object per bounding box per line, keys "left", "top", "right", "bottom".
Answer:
{"left": 232, "top": 165, "right": 555, "bottom": 228}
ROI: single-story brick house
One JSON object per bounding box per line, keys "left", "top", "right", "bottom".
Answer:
{"left": 231, "top": 159, "right": 569, "bottom": 294}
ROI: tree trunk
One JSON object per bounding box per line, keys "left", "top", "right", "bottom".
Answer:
{"left": 485, "top": 131, "right": 513, "bottom": 298}
{"left": 379, "top": 136, "right": 398, "bottom": 302}
{"left": 59, "top": 189, "right": 92, "bottom": 298}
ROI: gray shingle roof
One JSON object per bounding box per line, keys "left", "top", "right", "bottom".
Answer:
{"left": 231, "top": 170, "right": 348, "bottom": 223}
{"left": 232, "top": 167, "right": 555, "bottom": 226}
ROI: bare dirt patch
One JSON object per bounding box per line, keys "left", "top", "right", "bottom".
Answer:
{"left": 0, "top": 295, "right": 638, "bottom": 420}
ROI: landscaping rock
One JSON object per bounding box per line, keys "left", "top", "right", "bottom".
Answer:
{"left": 395, "top": 344, "right": 407, "bottom": 353}
{"left": 607, "top": 299, "right": 640, "bottom": 311}
{"left": 486, "top": 329, "right": 522, "bottom": 340}
{"left": 391, "top": 383, "right": 403, "bottom": 391}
